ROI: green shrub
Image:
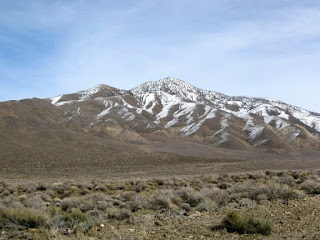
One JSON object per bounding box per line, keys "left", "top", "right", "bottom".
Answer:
{"left": 0, "top": 208, "right": 46, "bottom": 229}
{"left": 61, "top": 208, "right": 88, "bottom": 228}
{"left": 244, "top": 216, "right": 272, "bottom": 235}
{"left": 220, "top": 211, "right": 271, "bottom": 235}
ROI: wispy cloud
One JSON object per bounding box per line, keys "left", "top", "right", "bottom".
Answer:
{"left": 0, "top": 0, "right": 319, "bottom": 112}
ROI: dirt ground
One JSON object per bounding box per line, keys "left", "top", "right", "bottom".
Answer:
{"left": 1, "top": 146, "right": 320, "bottom": 180}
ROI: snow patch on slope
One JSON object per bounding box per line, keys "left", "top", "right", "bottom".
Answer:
{"left": 180, "top": 107, "right": 217, "bottom": 136}
{"left": 51, "top": 95, "right": 62, "bottom": 105}
{"left": 118, "top": 108, "right": 135, "bottom": 121}
{"left": 97, "top": 100, "right": 119, "bottom": 119}
{"left": 243, "top": 120, "right": 268, "bottom": 147}
{"left": 164, "top": 102, "right": 197, "bottom": 128}
{"left": 135, "top": 93, "right": 158, "bottom": 114}
{"left": 290, "top": 108, "right": 320, "bottom": 132}
{"left": 55, "top": 99, "right": 84, "bottom": 107}
{"left": 213, "top": 114, "right": 231, "bottom": 146}
{"left": 154, "top": 92, "right": 182, "bottom": 124}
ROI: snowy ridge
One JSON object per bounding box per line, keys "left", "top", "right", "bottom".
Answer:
{"left": 49, "top": 77, "right": 320, "bottom": 148}
{"left": 131, "top": 77, "right": 226, "bottom": 102}
{"left": 130, "top": 77, "right": 320, "bottom": 134}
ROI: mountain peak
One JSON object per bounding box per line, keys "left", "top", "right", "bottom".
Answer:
{"left": 131, "top": 77, "right": 200, "bottom": 97}
{"left": 130, "top": 77, "right": 225, "bottom": 102}
{"left": 132, "top": 77, "right": 192, "bottom": 90}
{"left": 159, "top": 76, "right": 185, "bottom": 83}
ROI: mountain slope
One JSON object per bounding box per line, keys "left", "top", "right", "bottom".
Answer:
{"left": 1, "top": 77, "right": 320, "bottom": 178}
{"left": 49, "top": 77, "right": 320, "bottom": 151}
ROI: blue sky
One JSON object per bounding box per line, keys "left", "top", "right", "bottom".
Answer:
{"left": 0, "top": 0, "right": 320, "bottom": 112}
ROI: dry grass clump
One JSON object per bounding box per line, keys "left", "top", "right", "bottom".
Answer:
{"left": 0, "top": 170, "right": 319, "bottom": 238}
{"left": 195, "top": 199, "right": 217, "bottom": 212}
{"left": 107, "top": 208, "right": 131, "bottom": 220}
{"left": 60, "top": 197, "right": 81, "bottom": 211}
{"left": 149, "top": 195, "right": 172, "bottom": 210}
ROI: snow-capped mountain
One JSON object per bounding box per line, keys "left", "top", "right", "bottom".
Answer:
{"left": 2, "top": 77, "right": 320, "bottom": 179}
{"left": 48, "top": 77, "right": 320, "bottom": 151}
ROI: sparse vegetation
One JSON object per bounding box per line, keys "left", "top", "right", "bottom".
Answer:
{"left": 0, "top": 169, "right": 318, "bottom": 239}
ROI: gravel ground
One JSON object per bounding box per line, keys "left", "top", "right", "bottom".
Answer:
{"left": 84, "top": 195, "right": 320, "bottom": 240}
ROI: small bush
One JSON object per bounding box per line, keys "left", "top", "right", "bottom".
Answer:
{"left": 207, "top": 189, "right": 230, "bottom": 206}
{"left": 116, "top": 183, "right": 126, "bottom": 190}
{"left": 248, "top": 172, "right": 265, "bottom": 180}
{"left": 0, "top": 208, "right": 46, "bottom": 229}
{"left": 60, "top": 197, "right": 81, "bottom": 211}
{"left": 300, "top": 179, "right": 320, "bottom": 194}
{"left": 217, "top": 182, "right": 231, "bottom": 189}
{"left": 61, "top": 208, "right": 88, "bottom": 228}
{"left": 135, "top": 182, "right": 147, "bottom": 193}
{"left": 107, "top": 208, "right": 131, "bottom": 220}
{"left": 177, "top": 188, "right": 203, "bottom": 207}
{"left": 149, "top": 196, "right": 171, "bottom": 210}
{"left": 154, "top": 178, "right": 165, "bottom": 186}
{"left": 219, "top": 211, "right": 271, "bottom": 235}
{"left": 291, "top": 171, "right": 300, "bottom": 180}
{"left": 36, "top": 185, "right": 47, "bottom": 191}
{"left": 181, "top": 203, "right": 191, "bottom": 211}
{"left": 24, "top": 195, "right": 46, "bottom": 209}
{"left": 129, "top": 195, "right": 149, "bottom": 212}
{"left": 195, "top": 199, "right": 217, "bottom": 212}
{"left": 275, "top": 185, "right": 300, "bottom": 201}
